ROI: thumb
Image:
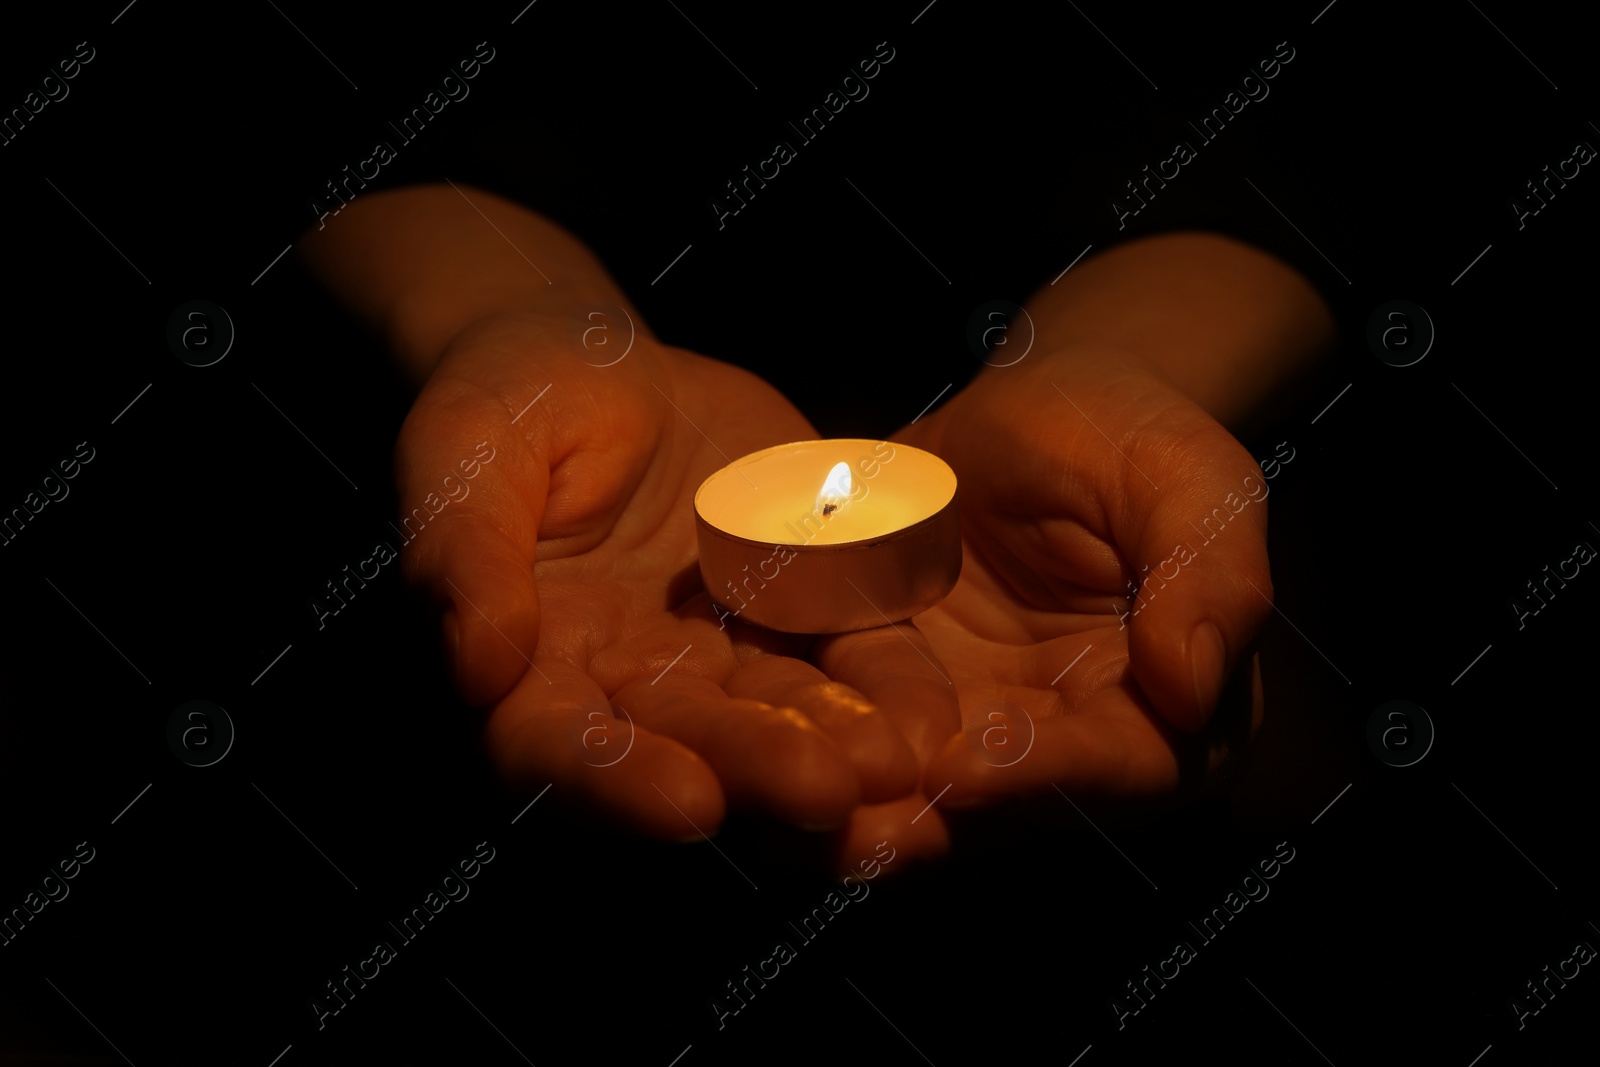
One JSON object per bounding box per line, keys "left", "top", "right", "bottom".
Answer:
{"left": 1119, "top": 424, "right": 1275, "bottom": 733}
{"left": 396, "top": 383, "right": 547, "bottom": 708}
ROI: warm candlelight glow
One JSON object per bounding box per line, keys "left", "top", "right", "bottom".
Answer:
{"left": 694, "top": 439, "right": 962, "bottom": 633}
{"left": 817, "top": 461, "right": 853, "bottom": 517}
{"left": 696, "top": 440, "right": 949, "bottom": 548}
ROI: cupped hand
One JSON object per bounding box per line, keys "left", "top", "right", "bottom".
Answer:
{"left": 826, "top": 345, "right": 1274, "bottom": 861}
{"left": 394, "top": 311, "right": 919, "bottom": 840}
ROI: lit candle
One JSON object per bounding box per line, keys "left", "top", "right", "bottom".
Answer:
{"left": 694, "top": 439, "right": 960, "bottom": 633}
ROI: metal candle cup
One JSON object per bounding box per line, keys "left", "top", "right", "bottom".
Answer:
{"left": 694, "top": 439, "right": 961, "bottom": 634}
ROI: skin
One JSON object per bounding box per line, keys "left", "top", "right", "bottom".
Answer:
{"left": 300, "top": 186, "right": 1334, "bottom": 874}
{"left": 834, "top": 234, "right": 1335, "bottom": 867}
{"left": 301, "top": 185, "right": 924, "bottom": 849}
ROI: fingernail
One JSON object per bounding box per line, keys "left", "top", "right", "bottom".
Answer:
{"left": 1188, "top": 621, "right": 1227, "bottom": 730}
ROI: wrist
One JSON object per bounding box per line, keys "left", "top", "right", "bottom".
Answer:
{"left": 389, "top": 281, "right": 634, "bottom": 387}
{"left": 961, "top": 341, "right": 1169, "bottom": 411}
{"left": 426, "top": 306, "right": 627, "bottom": 379}
{"left": 299, "top": 183, "right": 638, "bottom": 386}
{"left": 1014, "top": 233, "right": 1335, "bottom": 432}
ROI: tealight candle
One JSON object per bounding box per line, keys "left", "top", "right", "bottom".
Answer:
{"left": 694, "top": 439, "right": 960, "bottom": 633}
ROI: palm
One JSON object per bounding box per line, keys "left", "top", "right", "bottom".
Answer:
{"left": 912, "top": 494, "right": 1185, "bottom": 795}
{"left": 823, "top": 352, "right": 1273, "bottom": 861}
{"left": 396, "top": 313, "right": 917, "bottom": 842}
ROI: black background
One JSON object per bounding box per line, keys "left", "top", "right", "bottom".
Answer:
{"left": 1, "top": 1, "right": 1596, "bottom": 1064}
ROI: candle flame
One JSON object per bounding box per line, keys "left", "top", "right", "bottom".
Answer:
{"left": 817, "top": 461, "right": 852, "bottom": 517}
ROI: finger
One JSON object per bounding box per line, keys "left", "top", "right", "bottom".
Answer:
{"left": 813, "top": 620, "right": 962, "bottom": 773}
{"left": 612, "top": 675, "right": 860, "bottom": 830}
{"left": 1119, "top": 417, "right": 1275, "bottom": 733}
{"left": 1024, "top": 633, "right": 1131, "bottom": 711}
{"left": 484, "top": 659, "right": 726, "bottom": 842}
{"left": 397, "top": 381, "right": 546, "bottom": 708}
{"left": 828, "top": 795, "right": 947, "bottom": 881}
{"left": 927, "top": 684, "right": 1181, "bottom": 807}
{"left": 583, "top": 613, "right": 739, "bottom": 696}
{"left": 724, "top": 656, "right": 919, "bottom": 804}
